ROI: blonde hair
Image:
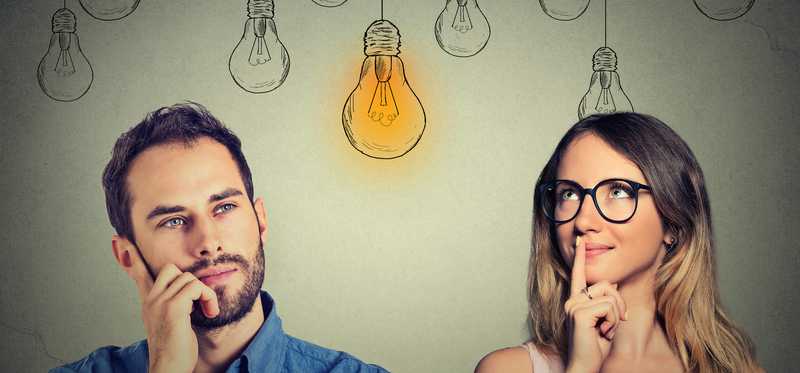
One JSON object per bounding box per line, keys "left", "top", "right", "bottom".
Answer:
{"left": 528, "top": 113, "right": 760, "bottom": 372}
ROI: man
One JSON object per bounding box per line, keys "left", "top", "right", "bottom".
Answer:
{"left": 51, "top": 103, "right": 388, "bottom": 373}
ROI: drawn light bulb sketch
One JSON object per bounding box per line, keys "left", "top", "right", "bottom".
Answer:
{"left": 79, "top": 0, "right": 140, "bottom": 21}
{"left": 312, "top": 0, "right": 348, "bottom": 7}
{"left": 342, "top": 20, "right": 426, "bottom": 159}
{"left": 694, "top": 0, "right": 755, "bottom": 21}
{"left": 229, "top": 0, "right": 290, "bottom": 94}
{"left": 434, "top": 0, "right": 490, "bottom": 57}
{"left": 37, "top": 7, "right": 93, "bottom": 102}
{"left": 578, "top": 46, "right": 632, "bottom": 119}
{"left": 539, "top": 0, "right": 591, "bottom": 21}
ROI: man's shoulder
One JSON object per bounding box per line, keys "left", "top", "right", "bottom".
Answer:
{"left": 49, "top": 340, "right": 148, "bottom": 373}
{"left": 283, "top": 335, "right": 389, "bottom": 373}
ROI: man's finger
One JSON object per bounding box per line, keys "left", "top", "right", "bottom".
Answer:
{"left": 570, "top": 236, "right": 587, "bottom": 296}
{"left": 177, "top": 280, "right": 220, "bottom": 318}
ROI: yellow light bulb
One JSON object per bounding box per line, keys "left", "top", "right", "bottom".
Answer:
{"left": 342, "top": 20, "right": 426, "bottom": 159}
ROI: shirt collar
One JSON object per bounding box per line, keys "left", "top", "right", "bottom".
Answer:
{"left": 238, "top": 290, "right": 288, "bottom": 373}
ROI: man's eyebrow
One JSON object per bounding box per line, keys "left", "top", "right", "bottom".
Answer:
{"left": 209, "top": 188, "right": 244, "bottom": 203}
{"left": 146, "top": 205, "right": 185, "bottom": 221}
{"left": 145, "top": 188, "right": 244, "bottom": 221}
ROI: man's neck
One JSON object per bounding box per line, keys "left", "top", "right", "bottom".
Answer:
{"left": 193, "top": 295, "right": 266, "bottom": 373}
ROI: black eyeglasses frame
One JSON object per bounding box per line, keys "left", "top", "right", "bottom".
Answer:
{"left": 538, "top": 178, "right": 652, "bottom": 224}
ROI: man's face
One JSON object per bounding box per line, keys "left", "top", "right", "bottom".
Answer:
{"left": 122, "top": 137, "right": 267, "bottom": 328}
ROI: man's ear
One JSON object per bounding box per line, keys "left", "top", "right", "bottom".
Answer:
{"left": 112, "top": 235, "right": 136, "bottom": 278}
{"left": 253, "top": 197, "right": 268, "bottom": 243}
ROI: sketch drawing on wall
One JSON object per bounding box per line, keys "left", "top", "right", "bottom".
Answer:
{"left": 79, "top": 0, "right": 140, "bottom": 21}
{"left": 539, "top": 0, "right": 590, "bottom": 21}
{"left": 229, "top": 0, "right": 290, "bottom": 94}
{"left": 312, "top": 0, "right": 348, "bottom": 7}
{"left": 434, "top": 0, "right": 491, "bottom": 57}
{"left": 577, "top": 0, "right": 632, "bottom": 119}
{"left": 342, "top": 2, "right": 426, "bottom": 159}
{"left": 37, "top": 6, "right": 94, "bottom": 102}
{"left": 694, "top": 0, "right": 756, "bottom": 21}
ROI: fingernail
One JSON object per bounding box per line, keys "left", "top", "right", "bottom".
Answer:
{"left": 576, "top": 237, "right": 582, "bottom": 247}
{"left": 624, "top": 310, "right": 629, "bottom": 320}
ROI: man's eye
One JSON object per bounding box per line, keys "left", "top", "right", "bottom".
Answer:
{"left": 214, "top": 203, "right": 236, "bottom": 214}
{"left": 162, "top": 217, "right": 186, "bottom": 228}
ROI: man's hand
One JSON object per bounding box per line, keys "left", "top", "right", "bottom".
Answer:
{"left": 126, "top": 247, "right": 220, "bottom": 373}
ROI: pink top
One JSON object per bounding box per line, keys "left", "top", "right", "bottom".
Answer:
{"left": 521, "top": 342, "right": 566, "bottom": 373}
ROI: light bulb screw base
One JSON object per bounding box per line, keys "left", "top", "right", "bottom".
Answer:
{"left": 592, "top": 46, "right": 618, "bottom": 72}
{"left": 52, "top": 8, "right": 76, "bottom": 33}
{"left": 457, "top": 0, "right": 468, "bottom": 6}
{"left": 364, "top": 20, "right": 401, "bottom": 56}
{"left": 247, "top": 0, "right": 274, "bottom": 19}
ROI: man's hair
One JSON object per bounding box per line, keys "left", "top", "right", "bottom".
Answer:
{"left": 102, "top": 102, "right": 254, "bottom": 243}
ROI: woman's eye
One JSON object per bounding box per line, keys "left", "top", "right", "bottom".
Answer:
{"left": 609, "top": 185, "right": 633, "bottom": 199}
{"left": 214, "top": 203, "right": 236, "bottom": 214}
{"left": 560, "top": 190, "right": 578, "bottom": 200}
{"left": 162, "top": 217, "right": 186, "bottom": 228}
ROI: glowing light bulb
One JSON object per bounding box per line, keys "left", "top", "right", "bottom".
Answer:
{"left": 312, "top": 0, "right": 348, "bottom": 7}
{"left": 79, "top": 0, "right": 140, "bottom": 21}
{"left": 434, "top": 0, "right": 491, "bottom": 57}
{"left": 539, "top": 0, "right": 590, "bottom": 21}
{"left": 694, "top": 0, "right": 755, "bottom": 21}
{"left": 229, "top": 0, "right": 290, "bottom": 94}
{"left": 37, "top": 8, "right": 93, "bottom": 102}
{"left": 342, "top": 20, "right": 426, "bottom": 159}
{"left": 578, "top": 46, "right": 633, "bottom": 119}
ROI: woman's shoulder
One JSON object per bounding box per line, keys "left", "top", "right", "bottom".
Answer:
{"left": 474, "top": 345, "right": 533, "bottom": 373}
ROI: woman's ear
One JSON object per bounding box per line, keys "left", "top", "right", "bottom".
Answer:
{"left": 663, "top": 232, "right": 677, "bottom": 252}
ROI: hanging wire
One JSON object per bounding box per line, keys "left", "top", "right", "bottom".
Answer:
{"left": 381, "top": 0, "right": 384, "bottom": 20}
{"left": 604, "top": 0, "right": 607, "bottom": 47}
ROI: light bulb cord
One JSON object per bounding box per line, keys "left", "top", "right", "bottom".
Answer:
{"left": 52, "top": 7, "right": 76, "bottom": 33}
{"left": 364, "top": 20, "right": 400, "bottom": 56}
{"left": 592, "top": 47, "right": 617, "bottom": 72}
{"left": 248, "top": 0, "right": 274, "bottom": 19}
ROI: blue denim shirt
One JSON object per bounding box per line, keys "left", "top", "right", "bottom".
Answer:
{"left": 51, "top": 291, "right": 388, "bottom": 372}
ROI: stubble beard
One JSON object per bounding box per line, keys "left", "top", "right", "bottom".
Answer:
{"left": 189, "top": 239, "right": 265, "bottom": 330}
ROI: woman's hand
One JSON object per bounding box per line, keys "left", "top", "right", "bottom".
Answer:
{"left": 565, "top": 237, "right": 627, "bottom": 373}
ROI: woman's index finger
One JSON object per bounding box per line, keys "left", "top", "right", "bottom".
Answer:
{"left": 571, "top": 236, "right": 587, "bottom": 296}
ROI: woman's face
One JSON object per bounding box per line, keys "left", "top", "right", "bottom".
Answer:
{"left": 555, "top": 133, "right": 670, "bottom": 285}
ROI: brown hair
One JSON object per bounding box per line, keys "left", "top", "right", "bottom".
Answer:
{"left": 101, "top": 102, "right": 254, "bottom": 244}
{"left": 528, "top": 112, "right": 760, "bottom": 372}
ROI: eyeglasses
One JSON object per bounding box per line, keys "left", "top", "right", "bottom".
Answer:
{"left": 538, "top": 178, "right": 652, "bottom": 224}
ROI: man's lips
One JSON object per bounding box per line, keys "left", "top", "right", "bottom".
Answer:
{"left": 196, "top": 267, "right": 237, "bottom": 286}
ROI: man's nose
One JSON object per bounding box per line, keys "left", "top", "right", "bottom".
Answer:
{"left": 189, "top": 216, "right": 223, "bottom": 258}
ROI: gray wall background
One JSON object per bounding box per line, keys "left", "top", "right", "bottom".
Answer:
{"left": 1, "top": 0, "right": 798, "bottom": 372}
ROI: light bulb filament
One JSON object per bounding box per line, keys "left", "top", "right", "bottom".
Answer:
{"left": 248, "top": 17, "right": 271, "bottom": 65}
{"left": 595, "top": 88, "right": 616, "bottom": 112}
{"left": 368, "top": 81, "right": 399, "bottom": 126}
{"left": 54, "top": 33, "right": 76, "bottom": 76}
{"left": 452, "top": 4, "right": 473, "bottom": 33}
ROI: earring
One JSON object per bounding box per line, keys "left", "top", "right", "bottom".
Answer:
{"left": 666, "top": 239, "right": 678, "bottom": 253}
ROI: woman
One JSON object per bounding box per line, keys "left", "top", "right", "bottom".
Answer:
{"left": 476, "top": 113, "right": 761, "bottom": 373}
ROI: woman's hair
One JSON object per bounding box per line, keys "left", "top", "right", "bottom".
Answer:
{"left": 528, "top": 113, "right": 759, "bottom": 372}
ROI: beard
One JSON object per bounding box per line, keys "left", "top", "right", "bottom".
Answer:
{"left": 187, "top": 239, "right": 265, "bottom": 330}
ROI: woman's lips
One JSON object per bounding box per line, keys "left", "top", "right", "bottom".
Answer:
{"left": 584, "top": 242, "right": 613, "bottom": 259}
{"left": 198, "top": 268, "right": 237, "bottom": 286}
